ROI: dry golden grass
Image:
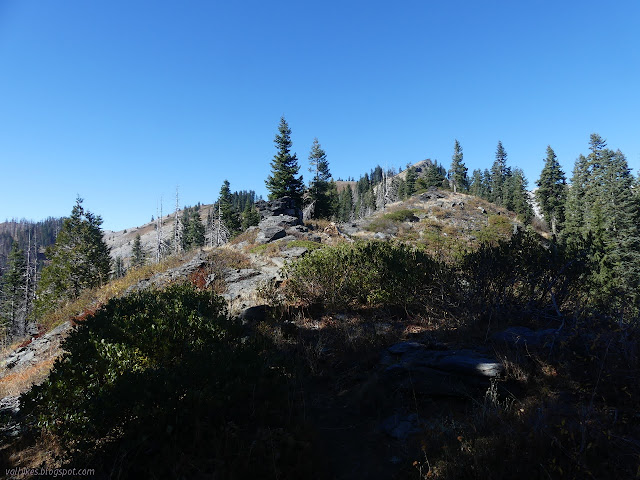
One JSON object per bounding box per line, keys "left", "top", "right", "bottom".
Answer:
{"left": 230, "top": 227, "right": 259, "bottom": 245}
{"left": 305, "top": 218, "right": 333, "bottom": 231}
{"left": 0, "top": 356, "right": 57, "bottom": 397}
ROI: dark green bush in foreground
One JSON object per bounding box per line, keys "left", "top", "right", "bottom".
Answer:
{"left": 22, "top": 284, "right": 310, "bottom": 478}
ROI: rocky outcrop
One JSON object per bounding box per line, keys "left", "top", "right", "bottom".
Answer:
{"left": 254, "top": 197, "right": 304, "bottom": 244}
{"left": 255, "top": 196, "right": 303, "bottom": 222}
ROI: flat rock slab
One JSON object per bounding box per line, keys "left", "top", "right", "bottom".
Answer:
{"left": 382, "top": 341, "right": 503, "bottom": 397}
{"left": 386, "top": 342, "right": 503, "bottom": 378}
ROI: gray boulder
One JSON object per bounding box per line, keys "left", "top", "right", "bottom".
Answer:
{"left": 255, "top": 196, "right": 303, "bottom": 223}
{"left": 382, "top": 341, "right": 503, "bottom": 397}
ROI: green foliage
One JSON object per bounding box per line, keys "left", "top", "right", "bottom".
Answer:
{"left": 218, "top": 179, "right": 241, "bottom": 234}
{"left": 308, "top": 138, "right": 334, "bottom": 219}
{"left": 405, "top": 165, "right": 418, "bottom": 197}
{"left": 283, "top": 240, "right": 452, "bottom": 311}
{"left": 476, "top": 215, "right": 513, "bottom": 246}
{"left": 35, "top": 198, "right": 111, "bottom": 317}
{"left": 382, "top": 209, "right": 420, "bottom": 222}
{"left": 449, "top": 139, "right": 468, "bottom": 193}
{"left": 562, "top": 135, "right": 640, "bottom": 315}
{"left": 241, "top": 202, "right": 260, "bottom": 230}
{"left": 265, "top": 116, "right": 304, "bottom": 207}
{"left": 490, "top": 141, "right": 508, "bottom": 205}
{"left": 461, "top": 229, "right": 588, "bottom": 320}
{"left": 535, "top": 145, "right": 567, "bottom": 235}
{"left": 22, "top": 284, "right": 303, "bottom": 476}
{"left": 130, "top": 234, "right": 146, "bottom": 268}
{"left": 1, "top": 242, "right": 27, "bottom": 335}
{"left": 503, "top": 168, "right": 533, "bottom": 223}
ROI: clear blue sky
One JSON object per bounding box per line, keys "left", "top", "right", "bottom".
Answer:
{"left": 1, "top": 0, "right": 638, "bottom": 231}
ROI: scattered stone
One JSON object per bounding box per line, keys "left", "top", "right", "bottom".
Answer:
{"left": 255, "top": 196, "right": 303, "bottom": 223}
{"left": 477, "top": 207, "right": 487, "bottom": 214}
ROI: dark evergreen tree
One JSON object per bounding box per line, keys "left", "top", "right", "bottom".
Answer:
{"left": 185, "top": 209, "right": 205, "bottom": 248}
{"left": 218, "top": 180, "right": 241, "bottom": 234}
{"left": 1, "top": 242, "right": 27, "bottom": 336}
{"left": 337, "top": 185, "right": 354, "bottom": 222}
{"left": 265, "top": 116, "right": 304, "bottom": 207}
{"left": 563, "top": 134, "right": 640, "bottom": 313}
{"left": 405, "top": 165, "right": 418, "bottom": 197}
{"left": 504, "top": 168, "right": 533, "bottom": 223}
{"left": 35, "top": 198, "right": 111, "bottom": 315}
{"left": 241, "top": 202, "right": 260, "bottom": 230}
{"left": 308, "top": 138, "right": 333, "bottom": 218}
{"left": 535, "top": 146, "right": 567, "bottom": 236}
{"left": 423, "top": 162, "right": 446, "bottom": 188}
{"left": 449, "top": 140, "right": 468, "bottom": 193}
{"left": 490, "top": 141, "right": 508, "bottom": 205}
{"left": 131, "top": 234, "right": 146, "bottom": 268}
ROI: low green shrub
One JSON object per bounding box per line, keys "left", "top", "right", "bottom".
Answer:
{"left": 382, "top": 209, "right": 420, "bottom": 222}
{"left": 283, "top": 240, "right": 455, "bottom": 312}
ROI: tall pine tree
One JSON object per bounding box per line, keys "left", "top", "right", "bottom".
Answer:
{"left": 265, "top": 116, "right": 304, "bottom": 207}
{"left": 535, "top": 146, "right": 567, "bottom": 236}
{"left": 308, "top": 138, "right": 333, "bottom": 218}
{"left": 449, "top": 140, "right": 468, "bottom": 193}
{"left": 490, "top": 141, "right": 508, "bottom": 205}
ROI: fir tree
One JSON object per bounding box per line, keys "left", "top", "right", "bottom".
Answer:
{"left": 265, "top": 116, "right": 304, "bottom": 207}
{"left": 185, "top": 209, "right": 205, "bottom": 248}
{"left": 1, "top": 242, "right": 27, "bottom": 336}
{"left": 535, "top": 146, "right": 567, "bottom": 236}
{"left": 218, "top": 180, "right": 241, "bottom": 234}
{"left": 308, "top": 138, "right": 333, "bottom": 218}
{"left": 405, "top": 165, "right": 418, "bottom": 197}
{"left": 241, "top": 202, "right": 260, "bottom": 230}
{"left": 131, "top": 234, "right": 146, "bottom": 268}
{"left": 504, "top": 168, "right": 533, "bottom": 223}
{"left": 35, "top": 198, "right": 111, "bottom": 315}
{"left": 490, "top": 141, "right": 508, "bottom": 205}
{"left": 449, "top": 140, "right": 468, "bottom": 193}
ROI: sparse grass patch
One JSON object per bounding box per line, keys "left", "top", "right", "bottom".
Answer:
{"left": 287, "top": 239, "right": 324, "bottom": 251}
{"left": 208, "top": 247, "right": 251, "bottom": 269}
{"left": 230, "top": 227, "right": 259, "bottom": 245}
{"left": 249, "top": 241, "right": 283, "bottom": 257}
{"left": 365, "top": 218, "right": 398, "bottom": 234}
{"left": 382, "top": 209, "right": 420, "bottom": 222}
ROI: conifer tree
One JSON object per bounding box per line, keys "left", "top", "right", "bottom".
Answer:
{"left": 490, "top": 141, "right": 508, "bottom": 205}
{"left": 563, "top": 134, "right": 640, "bottom": 313}
{"left": 185, "top": 209, "right": 205, "bottom": 248}
{"left": 449, "top": 140, "right": 468, "bottom": 193}
{"left": 218, "top": 180, "right": 241, "bottom": 234}
{"left": 35, "top": 198, "right": 111, "bottom": 315}
{"left": 1, "top": 242, "right": 27, "bottom": 336}
{"left": 504, "top": 168, "right": 533, "bottom": 223}
{"left": 265, "top": 116, "right": 304, "bottom": 206}
{"left": 131, "top": 234, "right": 146, "bottom": 268}
{"left": 308, "top": 138, "right": 333, "bottom": 218}
{"left": 535, "top": 146, "right": 567, "bottom": 236}
{"left": 405, "top": 165, "right": 418, "bottom": 197}
{"left": 241, "top": 202, "right": 260, "bottom": 230}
